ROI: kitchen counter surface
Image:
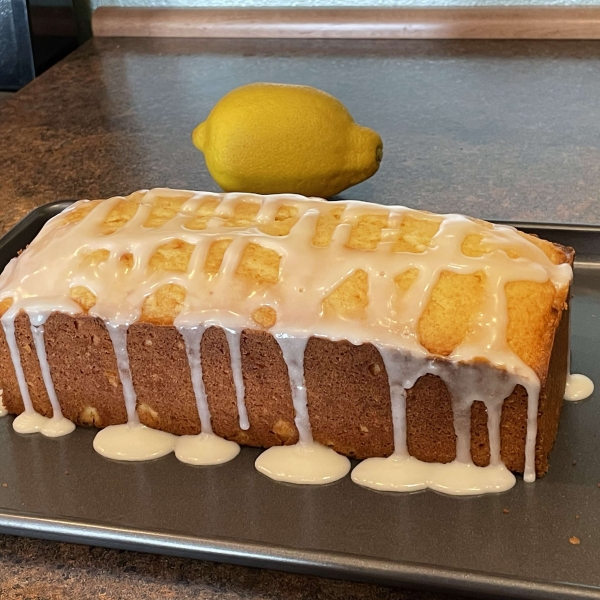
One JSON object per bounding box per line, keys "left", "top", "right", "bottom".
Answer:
{"left": 0, "top": 534, "right": 457, "bottom": 599}
{"left": 1, "top": 36, "right": 599, "bottom": 598}
{"left": 3, "top": 37, "right": 600, "bottom": 233}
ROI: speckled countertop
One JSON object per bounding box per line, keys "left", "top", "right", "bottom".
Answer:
{"left": 1, "top": 37, "right": 600, "bottom": 598}
{"left": 3, "top": 38, "right": 600, "bottom": 233}
{"left": 0, "top": 535, "right": 460, "bottom": 600}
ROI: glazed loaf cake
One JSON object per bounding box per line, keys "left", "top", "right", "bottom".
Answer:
{"left": 0, "top": 189, "right": 573, "bottom": 481}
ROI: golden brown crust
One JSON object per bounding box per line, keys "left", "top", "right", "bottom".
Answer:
{"left": 47, "top": 193, "right": 573, "bottom": 378}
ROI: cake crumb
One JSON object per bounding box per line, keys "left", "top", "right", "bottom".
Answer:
{"left": 502, "top": 508, "right": 510, "bottom": 514}
{"left": 65, "top": 471, "right": 69, "bottom": 476}
{"left": 569, "top": 536, "right": 581, "bottom": 545}
{"left": 576, "top": 514, "right": 580, "bottom": 519}
{"left": 2, "top": 483, "right": 7, "bottom": 488}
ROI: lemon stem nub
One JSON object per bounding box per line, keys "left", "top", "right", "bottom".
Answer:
{"left": 376, "top": 145, "right": 383, "bottom": 164}
{"left": 192, "top": 122, "right": 207, "bottom": 151}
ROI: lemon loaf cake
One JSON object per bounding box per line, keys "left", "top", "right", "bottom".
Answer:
{"left": 0, "top": 189, "right": 573, "bottom": 492}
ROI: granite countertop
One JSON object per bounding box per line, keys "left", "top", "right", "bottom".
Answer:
{"left": 0, "top": 535, "right": 455, "bottom": 600}
{"left": 1, "top": 36, "right": 600, "bottom": 598}
{"left": 3, "top": 37, "right": 600, "bottom": 232}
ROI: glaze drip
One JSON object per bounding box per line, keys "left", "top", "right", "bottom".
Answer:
{"left": 94, "top": 423, "right": 176, "bottom": 461}
{"left": 2, "top": 314, "right": 35, "bottom": 416}
{"left": 255, "top": 334, "right": 350, "bottom": 485}
{"left": 274, "top": 335, "right": 311, "bottom": 444}
{"left": 106, "top": 323, "right": 139, "bottom": 425}
{"left": 224, "top": 328, "right": 250, "bottom": 431}
{"left": 565, "top": 373, "right": 594, "bottom": 401}
{"left": 30, "top": 323, "right": 75, "bottom": 437}
{"left": 1, "top": 311, "right": 75, "bottom": 437}
{"left": 178, "top": 325, "right": 212, "bottom": 433}
{"left": 354, "top": 350, "right": 523, "bottom": 494}
{"left": 176, "top": 323, "right": 241, "bottom": 465}
{"left": 564, "top": 354, "right": 593, "bottom": 402}
{"left": 351, "top": 455, "right": 516, "bottom": 495}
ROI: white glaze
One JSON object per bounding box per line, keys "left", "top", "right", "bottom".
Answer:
{"left": 177, "top": 324, "right": 213, "bottom": 433}
{"left": 36, "top": 416, "right": 76, "bottom": 438}
{"left": 224, "top": 328, "right": 250, "bottom": 431}
{"left": 275, "top": 335, "right": 312, "bottom": 443}
{"left": 30, "top": 322, "right": 75, "bottom": 437}
{"left": 351, "top": 455, "right": 516, "bottom": 495}
{"left": 0, "top": 189, "right": 577, "bottom": 492}
{"left": 565, "top": 373, "right": 594, "bottom": 401}
{"left": 93, "top": 423, "right": 176, "bottom": 461}
{"left": 175, "top": 432, "right": 240, "bottom": 465}
{"left": 255, "top": 441, "right": 351, "bottom": 485}
{"left": 375, "top": 348, "right": 429, "bottom": 457}
{"left": 106, "top": 323, "right": 139, "bottom": 425}
{"left": 94, "top": 424, "right": 242, "bottom": 466}
{"left": 0, "top": 190, "right": 571, "bottom": 353}
{"left": 11, "top": 411, "right": 75, "bottom": 437}
{"left": 1, "top": 310, "right": 36, "bottom": 416}
{"left": 12, "top": 412, "right": 50, "bottom": 434}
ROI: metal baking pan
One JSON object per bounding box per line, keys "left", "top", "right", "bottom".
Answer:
{"left": 0, "top": 201, "right": 598, "bottom": 600}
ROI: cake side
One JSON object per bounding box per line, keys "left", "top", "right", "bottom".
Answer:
{"left": 0, "top": 303, "right": 569, "bottom": 476}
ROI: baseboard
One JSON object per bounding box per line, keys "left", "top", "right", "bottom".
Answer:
{"left": 92, "top": 6, "right": 600, "bottom": 40}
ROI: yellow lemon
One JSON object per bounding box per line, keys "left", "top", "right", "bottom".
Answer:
{"left": 192, "top": 83, "right": 383, "bottom": 198}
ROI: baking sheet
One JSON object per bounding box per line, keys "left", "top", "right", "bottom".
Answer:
{"left": 0, "top": 201, "right": 598, "bottom": 600}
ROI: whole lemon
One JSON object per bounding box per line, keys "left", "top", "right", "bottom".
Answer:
{"left": 192, "top": 83, "right": 382, "bottom": 198}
